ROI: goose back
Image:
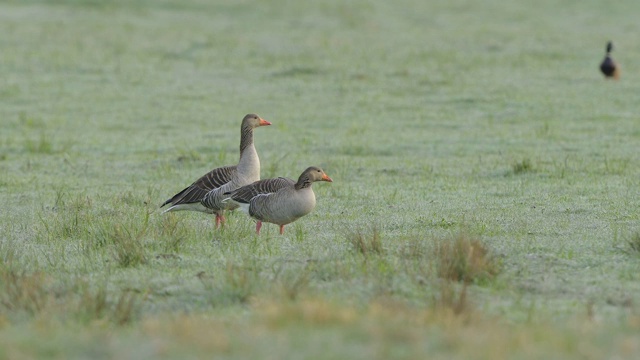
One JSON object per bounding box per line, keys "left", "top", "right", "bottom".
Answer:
{"left": 227, "top": 177, "right": 296, "bottom": 204}
{"left": 161, "top": 165, "right": 236, "bottom": 211}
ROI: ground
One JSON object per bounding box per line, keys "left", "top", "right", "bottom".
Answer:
{"left": 1, "top": 0, "right": 640, "bottom": 358}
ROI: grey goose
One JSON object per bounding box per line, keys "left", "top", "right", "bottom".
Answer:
{"left": 223, "top": 166, "right": 333, "bottom": 235}
{"left": 161, "top": 113, "right": 271, "bottom": 228}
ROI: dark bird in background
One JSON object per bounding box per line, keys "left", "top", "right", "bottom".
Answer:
{"left": 600, "top": 41, "right": 620, "bottom": 80}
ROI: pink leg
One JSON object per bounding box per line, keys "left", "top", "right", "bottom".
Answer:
{"left": 279, "top": 225, "right": 285, "bottom": 235}
{"left": 215, "top": 213, "right": 225, "bottom": 229}
{"left": 255, "top": 221, "right": 262, "bottom": 235}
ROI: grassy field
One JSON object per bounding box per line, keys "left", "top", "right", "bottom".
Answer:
{"left": 1, "top": 0, "right": 640, "bottom": 358}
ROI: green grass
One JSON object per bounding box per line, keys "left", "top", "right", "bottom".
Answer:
{"left": 2, "top": 0, "right": 640, "bottom": 358}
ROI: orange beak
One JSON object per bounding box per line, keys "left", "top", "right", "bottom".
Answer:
{"left": 259, "top": 118, "right": 271, "bottom": 126}
{"left": 322, "top": 173, "right": 333, "bottom": 182}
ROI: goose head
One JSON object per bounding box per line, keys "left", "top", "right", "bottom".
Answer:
{"left": 242, "top": 113, "right": 271, "bottom": 129}
{"left": 301, "top": 166, "right": 333, "bottom": 183}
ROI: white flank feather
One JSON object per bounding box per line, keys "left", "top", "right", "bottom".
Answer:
{"left": 162, "top": 202, "right": 211, "bottom": 214}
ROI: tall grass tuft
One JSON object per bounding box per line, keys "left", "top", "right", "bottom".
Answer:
{"left": 0, "top": 241, "right": 17, "bottom": 267}
{"left": 511, "top": 158, "right": 534, "bottom": 175}
{"left": 432, "top": 281, "right": 471, "bottom": 317}
{"left": 0, "top": 270, "right": 50, "bottom": 316}
{"left": 199, "top": 262, "right": 261, "bottom": 306}
{"left": 76, "top": 285, "right": 140, "bottom": 325}
{"left": 349, "top": 227, "right": 384, "bottom": 257}
{"left": 94, "top": 210, "right": 150, "bottom": 267}
{"left": 273, "top": 265, "right": 312, "bottom": 301}
{"left": 0, "top": 267, "right": 140, "bottom": 325}
{"left": 24, "top": 133, "right": 54, "bottom": 154}
{"left": 626, "top": 233, "right": 640, "bottom": 255}
{"left": 221, "top": 263, "right": 259, "bottom": 304}
{"left": 158, "top": 214, "right": 187, "bottom": 253}
{"left": 36, "top": 193, "right": 94, "bottom": 243}
{"left": 107, "top": 224, "right": 149, "bottom": 268}
{"left": 433, "top": 233, "right": 501, "bottom": 284}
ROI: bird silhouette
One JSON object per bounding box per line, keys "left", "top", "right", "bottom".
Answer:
{"left": 600, "top": 41, "right": 620, "bottom": 80}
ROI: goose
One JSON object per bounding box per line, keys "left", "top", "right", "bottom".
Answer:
{"left": 160, "top": 113, "right": 271, "bottom": 228}
{"left": 600, "top": 41, "right": 620, "bottom": 79}
{"left": 223, "top": 166, "right": 333, "bottom": 235}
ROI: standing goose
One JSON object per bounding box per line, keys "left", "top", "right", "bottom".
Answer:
{"left": 223, "top": 166, "right": 333, "bottom": 235}
{"left": 600, "top": 41, "right": 620, "bottom": 79}
{"left": 161, "top": 113, "right": 271, "bottom": 228}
